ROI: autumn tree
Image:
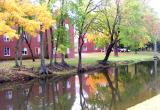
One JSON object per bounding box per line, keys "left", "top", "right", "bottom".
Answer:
{"left": 89, "top": 0, "right": 151, "bottom": 64}
{"left": 88, "top": 0, "right": 121, "bottom": 65}
{"left": 0, "top": 0, "right": 40, "bottom": 67}
{"left": 70, "top": 0, "right": 101, "bottom": 72}
{"left": 0, "top": 0, "right": 54, "bottom": 74}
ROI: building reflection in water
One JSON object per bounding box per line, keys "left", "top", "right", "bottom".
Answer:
{"left": 0, "top": 60, "right": 160, "bottom": 110}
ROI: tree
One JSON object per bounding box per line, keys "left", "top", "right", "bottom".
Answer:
{"left": 88, "top": 0, "right": 121, "bottom": 65}
{"left": 53, "top": 0, "right": 70, "bottom": 66}
{"left": 89, "top": 0, "right": 150, "bottom": 64}
{"left": 144, "top": 9, "right": 160, "bottom": 57}
{"left": 120, "top": 0, "right": 151, "bottom": 53}
{"left": 0, "top": 0, "right": 54, "bottom": 74}
{"left": 0, "top": 0, "right": 40, "bottom": 67}
{"left": 70, "top": 0, "right": 100, "bottom": 72}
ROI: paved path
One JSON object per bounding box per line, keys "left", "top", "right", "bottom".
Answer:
{"left": 127, "top": 94, "right": 160, "bottom": 110}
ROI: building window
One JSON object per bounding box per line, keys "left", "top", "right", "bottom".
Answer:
{"left": 94, "top": 46, "right": 98, "bottom": 50}
{"left": 37, "top": 34, "right": 40, "bottom": 42}
{"left": 67, "top": 48, "right": 70, "bottom": 54}
{"left": 3, "top": 35, "right": 10, "bottom": 42}
{"left": 83, "top": 46, "right": 87, "bottom": 51}
{"left": 84, "top": 38, "right": 88, "bottom": 43}
{"left": 7, "top": 105, "right": 13, "bottom": 110}
{"left": 22, "top": 48, "right": 28, "bottom": 55}
{"left": 39, "top": 86, "right": 42, "bottom": 94}
{"left": 65, "top": 24, "right": 69, "bottom": 30}
{"left": 67, "top": 81, "right": 71, "bottom": 89}
{"left": 35, "top": 47, "right": 40, "bottom": 55}
{"left": 6, "top": 91, "right": 12, "bottom": 100}
{"left": 4, "top": 47, "right": 10, "bottom": 56}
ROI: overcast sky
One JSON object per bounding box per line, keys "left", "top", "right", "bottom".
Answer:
{"left": 148, "top": 0, "right": 160, "bottom": 17}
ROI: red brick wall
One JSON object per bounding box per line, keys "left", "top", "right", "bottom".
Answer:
{"left": 82, "top": 35, "right": 103, "bottom": 53}
{"left": 0, "top": 36, "right": 40, "bottom": 60}
{"left": 0, "top": 22, "right": 75, "bottom": 60}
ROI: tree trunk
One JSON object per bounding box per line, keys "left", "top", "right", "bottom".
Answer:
{"left": 45, "top": 29, "right": 49, "bottom": 59}
{"left": 78, "top": 36, "right": 84, "bottom": 73}
{"left": 50, "top": 27, "right": 54, "bottom": 66}
{"left": 114, "top": 40, "right": 118, "bottom": 57}
{"left": 24, "top": 34, "right": 35, "bottom": 62}
{"left": 99, "top": 42, "right": 115, "bottom": 65}
{"left": 61, "top": 53, "right": 65, "bottom": 64}
{"left": 15, "top": 39, "right": 20, "bottom": 67}
{"left": 19, "top": 36, "right": 24, "bottom": 67}
{"left": 39, "top": 28, "right": 48, "bottom": 74}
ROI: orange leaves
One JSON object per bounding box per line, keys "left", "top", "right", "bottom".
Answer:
{"left": 86, "top": 74, "right": 107, "bottom": 94}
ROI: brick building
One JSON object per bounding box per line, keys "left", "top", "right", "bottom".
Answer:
{"left": 74, "top": 34, "right": 104, "bottom": 53}
{"left": 82, "top": 37, "right": 104, "bottom": 53}
{"left": 0, "top": 21, "right": 75, "bottom": 60}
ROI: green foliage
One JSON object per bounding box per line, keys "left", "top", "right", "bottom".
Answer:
{"left": 69, "top": 0, "right": 97, "bottom": 35}
{"left": 119, "top": 0, "right": 151, "bottom": 50}
{"left": 54, "top": 26, "right": 70, "bottom": 54}
{"left": 51, "top": 0, "right": 71, "bottom": 54}
{"left": 88, "top": 0, "right": 121, "bottom": 47}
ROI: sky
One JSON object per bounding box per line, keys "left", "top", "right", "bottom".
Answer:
{"left": 148, "top": 0, "right": 160, "bottom": 17}
{"left": 31, "top": 0, "right": 160, "bottom": 17}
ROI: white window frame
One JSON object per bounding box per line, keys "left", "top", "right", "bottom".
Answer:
{"left": 83, "top": 46, "right": 87, "bottom": 51}
{"left": 4, "top": 47, "right": 10, "bottom": 56}
{"left": 3, "top": 35, "right": 10, "bottom": 42}
{"left": 84, "top": 38, "right": 88, "bottom": 43}
{"left": 65, "top": 24, "right": 69, "bottom": 30}
{"left": 35, "top": 47, "right": 40, "bottom": 55}
{"left": 6, "top": 91, "right": 12, "bottom": 100}
{"left": 22, "top": 48, "right": 28, "bottom": 55}
{"left": 37, "top": 34, "right": 40, "bottom": 42}
{"left": 94, "top": 46, "right": 98, "bottom": 50}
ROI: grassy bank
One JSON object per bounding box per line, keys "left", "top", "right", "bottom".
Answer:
{"left": 0, "top": 51, "right": 157, "bottom": 83}
{"left": 0, "top": 51, "right": 157, "bottom": 69}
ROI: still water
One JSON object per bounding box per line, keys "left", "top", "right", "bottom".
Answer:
{"left": 0, "top": 60, "right": 160, "bottom": 110}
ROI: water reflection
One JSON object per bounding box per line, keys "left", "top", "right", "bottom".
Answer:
{"left": 0, "top": 60, "right": 160, "bottom": 110}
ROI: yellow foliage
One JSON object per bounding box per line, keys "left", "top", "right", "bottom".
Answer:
{"left": 86, "top": 33, "right": 96, "bottom": 43}
{"left": 0, "top": 0, "right": 55, "bottom": 38}
{"left": 87, "top": 32, "right": 110, "bottom": 45}
{"left": 34, "top": 4, "right": 55, "bottom": 31}
{"left": 86, "top": 73, "right": 125, "bottom": 95}
{"left": 0, "top": 21, "right": 19, "bottom": 39}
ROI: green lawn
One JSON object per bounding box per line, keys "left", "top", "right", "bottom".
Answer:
{"left": 0, "top": 51, "right": 158, "bottom": 69}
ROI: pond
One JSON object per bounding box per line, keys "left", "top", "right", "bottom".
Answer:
{"left": 0, "top": 60, "right": 160, "bottom": 110}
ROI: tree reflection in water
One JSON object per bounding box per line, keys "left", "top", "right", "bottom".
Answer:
{"left": 84, "top": 65, "right": 121, "bottom": 110}
{"left": 102, "top": 64, "right": 121, "bottom": 110}
{"left": 78, "top": 74, "right": 89, "bottom": 110}
{"left": 0, "top": 60, "right": 160, "bottom": 110}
